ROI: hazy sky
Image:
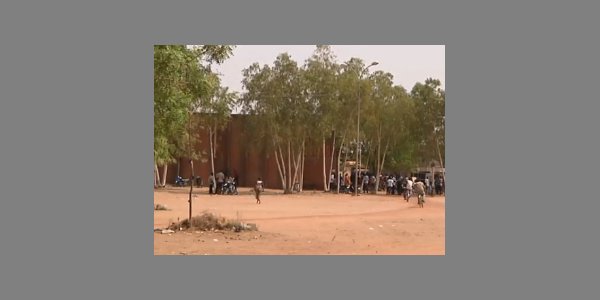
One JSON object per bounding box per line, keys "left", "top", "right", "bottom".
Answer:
{"left": 210, "top": 45, "right": 445, "bottom": 94}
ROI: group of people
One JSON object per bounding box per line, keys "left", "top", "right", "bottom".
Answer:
{"left": 201, "top": 168, "right": 443, "bottom": 206}
{"left": 207, "top": 171, "right": 264, "bottom": 204}
{"left": 330, "top": 170, "right": 445, "bottom": 198}
{"left": 329, "top": 170, "right": 382, "bottom": 194}
{"left": 383, "top": 174, "right": 445, "bottom": 198}
{"left": 207, "top": 171, "right": 239, "bottom": 195}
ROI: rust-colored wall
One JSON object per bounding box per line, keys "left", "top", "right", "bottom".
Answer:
{"left": 166, "top": 114, "right": 334, "bottom": 190}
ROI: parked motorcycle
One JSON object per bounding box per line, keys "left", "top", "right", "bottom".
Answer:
{"left": 175, "top": 176, "right": 189, "bottom": 187}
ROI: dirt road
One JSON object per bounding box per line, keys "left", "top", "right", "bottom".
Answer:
{"left": 154, "top": 187, "right": 445, "bottom": 255}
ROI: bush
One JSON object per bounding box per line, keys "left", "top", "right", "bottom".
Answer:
{"left": 168, "top": 212, "right": 257, "bottom": 232}
{"left": 154, "top": 204, "right": 168, "bottom": 211}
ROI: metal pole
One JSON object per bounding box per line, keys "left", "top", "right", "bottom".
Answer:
{"left": 355, "top": 77, "right": 360, "bottom": 196}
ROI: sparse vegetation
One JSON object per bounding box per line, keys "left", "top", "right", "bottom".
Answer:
{"left": 154, "top": 204, "right": 168, "bottom": 210}
{"left": 167, "top": 212, "right": 257, "bottom": 232}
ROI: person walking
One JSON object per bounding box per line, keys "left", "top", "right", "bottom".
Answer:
{"left": 404, "top": 176, "right": 413, "bottom": 201}
{"left": 386, "top": 176, "right": 394, "bottom": 195}
{"left": 254, "top": 177, "right": 264, "bottom": 204}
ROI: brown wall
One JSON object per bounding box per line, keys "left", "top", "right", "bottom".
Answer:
{"left": 165, "top": 114, "right": 334, "bottom": 190}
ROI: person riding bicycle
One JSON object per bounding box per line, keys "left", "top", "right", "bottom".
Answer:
{"left": 413, "top": 179, "right": 426, "bottom": 207}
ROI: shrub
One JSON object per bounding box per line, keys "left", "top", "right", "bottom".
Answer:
{"left": 168, "top": 212, "right": 257, "bottom": 232}
{"left": 154, "top": 204, "right": 168, "bottom": 211}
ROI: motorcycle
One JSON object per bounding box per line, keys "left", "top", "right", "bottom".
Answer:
{"left": 175, "top": 176, "right": 189, "bottom": 187}
{"left": 221, "top": 179, "right": 238, "bottom": 195}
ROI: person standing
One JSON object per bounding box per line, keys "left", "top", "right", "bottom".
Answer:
{"left": 344, "top": 173, "right": 351, "bottom": 193}
{"left": 362, "top": 173, "right": 369, "bottom": 194}
{"left": 254, "top": 177, "right": 263, "bottom": 204}
{"left": 425, "top": 176, "right": 431, "bottom": 196}
{"left": 215, "top": 171, "right": 225, "bottom": 194}
{"left": 330, "top": 172, "right": 336, "bottom": 191}
{"left": 208, "top": 172, "right": 216, "bottom": 195}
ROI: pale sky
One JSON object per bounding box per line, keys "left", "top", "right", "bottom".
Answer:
{"left": 209, "top": 45, "right": 445, "bottom": 94}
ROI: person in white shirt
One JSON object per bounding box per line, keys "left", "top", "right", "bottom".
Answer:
{"left": 404, "top": 177, "right": 413, "bottom": 201}
{"left": 425, "top": 177, "right": 431, "bottom": 196}
{"left": 387, "top": 176, "right": 394, "bottom": 194}
{"left": 254, "top": 177, "right": 263, "bottom": 204}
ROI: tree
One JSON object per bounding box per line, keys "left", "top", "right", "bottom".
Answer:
{"left": 410, "top": 78, "right": 445, "bottom": 181}
{"left": 240, "top": 53, "right": 310, "bottom": 193}
{"left": 154, "top": 45, "right": 202, "bottom": 187}
{"left": 384, "top": 86, "right": 418, "bottom": 174}
{"left": 154, "top": 45, "right": 234, "bottom": 186}
{"left": 330, "top": 58, "right": 366, "bottom": 193}
{"left": 154, "top": 45, "right": 234, "bottom": 222}
{"left": 303, "top": 45, "right": 341, "bottom": 191}
{"left": 199, "top": 85, "right": 237, "bottom": 178}
{"left": 361, "top": 71, "right": 402, "bottom": 193}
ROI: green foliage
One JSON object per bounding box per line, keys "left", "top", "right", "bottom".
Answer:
{"left": 154, "top": 45, "right": 234, "bottom": 165}
{"left": 410, "top": 78, "right": 445, "bottom": 166}
{"left": 154, "top": 44, "right": 445, "bottom": 186}
{"left": 240, "top": 53, "right": 309, "bottom": 150}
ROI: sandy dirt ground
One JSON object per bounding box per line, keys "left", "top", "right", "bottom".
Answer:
{"left": 154, "top": 187, "right": 445, "bottom": 255}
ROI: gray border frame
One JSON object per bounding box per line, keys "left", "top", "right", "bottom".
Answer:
{"left": 2, "top": 0, "right": 600, "bottom": 299}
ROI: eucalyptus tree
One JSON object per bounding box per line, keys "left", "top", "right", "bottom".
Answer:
{"left": 154, "top": 45, "right": 234, "bottom": 223}
{"left": 329, "top": 58, "right": 367, "bottom": 193}
{"left": 197, "top": 84, "right": 237, "bottom": 178}
{"left": 410, "top": 78, "right": 445, "bottom": 181}
{"left": 154, "top": 45, "right": 204, "bottom": 187}
{"left": 385, "top": 85, "right": 419, "bottom": 174}
{"left": 361, "top": 71, "right": 405, "bottom": 193}
{"left": 303, "top": 45, "right": 341, "bottom": 191}
{"left": 240, "top": 53, "right": 309, "bottom": 193}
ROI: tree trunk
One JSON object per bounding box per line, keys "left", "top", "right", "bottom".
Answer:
{"left": 286, "top": 140, "right": 292, "bottom": 194}
{"left": 161, "top": 164, "right": 168, "bottom": 187}
{"left": 380, "top": 140, "right": 389, "bottom": 178}
{"left": 274, "top": 148, "right": 286, "bottom": 191}
{"left": 374, "top": 125, "right": 382, "bottom": 194}
{"left": 300, "top": 139, "right": 306, "bottom": 192}
{"left": 176, "top": 157, "right": 181, "bottom": 177}
{"left": 336, "top": 134, "right": 346, "bottom": 194}
{"left": 436, "top": 135, "right": 446, "bottom": 183}
{"left": 327, "top": 131, "right": 336, "bottom": 192}
{"left": 154, "top": 163, "right": 160, "bottom": 188}
{"left": 209, "top": 127, "right": 215, "bottom": 177}
{"left": 277, "top": 144, "right": 287, "bottom": 191}
{"left": 291, "top": 142, "right": 302, "bottom": 192}
{"left": 322, "top": 137, "right": 327, "bottom": 191}
{"left": 365, "top": 147, "right": 371, "bottom": 175}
